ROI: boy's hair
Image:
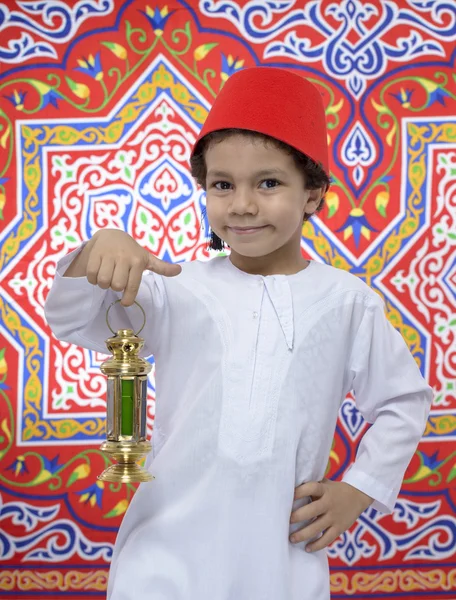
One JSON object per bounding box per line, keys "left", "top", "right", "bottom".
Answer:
{"left": 190, "top": 129, "right": 330, "bottom": 251}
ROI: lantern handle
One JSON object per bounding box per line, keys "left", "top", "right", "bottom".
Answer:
{"left": 106, "top": 299, "right": 146, "bottom": 337}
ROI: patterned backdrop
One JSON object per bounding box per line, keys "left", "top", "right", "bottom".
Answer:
{"left": 0, "top": 0, "right": 455, "bottom": 598}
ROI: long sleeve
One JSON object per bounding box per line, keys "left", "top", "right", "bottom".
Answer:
{"left": 341, "top": 294, "right": 434, "bottom": 514}
{"left": 44, "top": 242, "right": 169, "bottom": 357}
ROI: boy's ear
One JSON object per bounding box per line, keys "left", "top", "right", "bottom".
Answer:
{"left": 304, "top": 187, "right": 325, "bottom": 215}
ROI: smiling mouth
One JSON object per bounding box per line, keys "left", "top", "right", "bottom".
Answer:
{"left": 228, "top": 226, "right": 269, "bottom": 234}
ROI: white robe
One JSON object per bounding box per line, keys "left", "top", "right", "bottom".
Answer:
{"left": 44, "top": 246, "right": 433, "bottom": 600}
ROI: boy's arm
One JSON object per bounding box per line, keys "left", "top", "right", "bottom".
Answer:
{"left": 44, "top": 243, "right": 168, "bottom": 357}
{"left": 341, "top": 295, "right": 434, "bottom": 514}
{"left": 61, "top": 238, "right": 92, "bottom": 278}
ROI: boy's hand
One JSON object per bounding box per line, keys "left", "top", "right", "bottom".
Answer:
{"left": 289, "top": 478, "right": 373, "bottom": 552}
{"left": 69, "top": 229, "right": 182, "bottom": 306}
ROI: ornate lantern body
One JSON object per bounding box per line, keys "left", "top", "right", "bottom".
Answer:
{"left": 98, "top": 301, "right": 154, "bottom": 483}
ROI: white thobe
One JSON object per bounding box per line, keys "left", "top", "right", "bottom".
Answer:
{"left": 44, "top": 246, "right": 433, "bottom": 600}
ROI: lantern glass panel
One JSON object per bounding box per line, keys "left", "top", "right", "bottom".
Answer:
{"left": 121, "top": 378, "right": 134, "bottom": 436}
{"left": 140, "top": 378, "right": 147, "bottom": 438}
{"left": 107, "top": 377, "right": 115, "bottom": 438}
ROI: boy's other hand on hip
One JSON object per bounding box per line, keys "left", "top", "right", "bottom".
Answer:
{"left": 289, "top": 478, "right": 374, "bottom": 552}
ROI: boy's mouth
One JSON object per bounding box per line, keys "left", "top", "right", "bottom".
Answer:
{"left": 228, "top": 225, "right": 269, "bottom": 235}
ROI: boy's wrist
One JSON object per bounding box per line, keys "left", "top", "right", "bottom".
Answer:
{"left": 62, "top": 239, "right": 93, "bottom": 278}
{"left": 342, "top": 482, "right": 374, "bottom": 511}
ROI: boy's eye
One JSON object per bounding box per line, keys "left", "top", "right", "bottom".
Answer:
{"left": 260, "top": 179, "right": 280, "bottom": 189}
{"left": 213, "top": 181, "right": 232, "bottom": 190}
{"left": 211, "top": 179, "right": 280, "bottom": 190}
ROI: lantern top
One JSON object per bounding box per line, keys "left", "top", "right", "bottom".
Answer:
{"left": 101, "top": 329, "right": 151, "bottom": 377}
{"left": 105, "top": 329, "right": 144, "bottom": 355}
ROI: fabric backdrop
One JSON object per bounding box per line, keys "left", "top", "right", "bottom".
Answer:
{"left": 0, "top": 1, "right": 455, "bottom": 598}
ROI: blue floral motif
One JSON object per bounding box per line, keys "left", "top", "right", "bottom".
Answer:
{"left": 340, "top": 399, "right": 365, "bottom": 440}
{"left": 336, "top": 208, "right": 378, "bottom": 247}
{"left": 41, "top": 88, "right": 61, "bottom": 109}
{"left": 6, "top": 456, "right": 29, "bottom": 476}
{"left": 327, "top": 499, "right": 456, "bottom": 564}
{"left": 75, "top": 481, "right": 104, "bottom": 508}
{"left": 42, "top": 455, "right": 64, "bottom": 474}
{"left": 200, "top": 0, "right": 456, "bottom": 98}
{"left": 4, "top": 90, "right": 27, "bottom": 110}
{"left": 0, "top": 33, "right": 57, "bottom": 62}
{"left": 140, "top": 5, "right": 174, "bottom": 35}
{"left": 138, "top": 157, "right": 194, "bottom": 214}
{"left": 0, "top": 496, "right": 114, "bottom": 561}
{"left": 221, "top": 53, "right": 244, "bottom": 81}
{"left": 74, "top": 52, "right": 104, "bottom": 81}
{"left": 0, "top": 1, "right": 114, "bottom": 63}
{"left": 341, "top": 122, "right": 376, "bottom": 187}
{"left": 391, "top": 87, "right": 414, "bottom": 108}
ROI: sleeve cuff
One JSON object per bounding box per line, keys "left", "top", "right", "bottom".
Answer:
{"left": 54, "top": 242, "right": 109, "bottom": 309}
{"left": 55, "top": 241, "right": 88, "bottom": 277}
{"left": 341, "top": 466, "right": 397, "bottom": 514}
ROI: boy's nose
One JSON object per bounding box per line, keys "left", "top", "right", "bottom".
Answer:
{"left": 229, "top": 189, "right": 257, "bottom": 214}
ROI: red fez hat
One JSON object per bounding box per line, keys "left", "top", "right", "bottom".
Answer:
{"left": 191, "top": 66, "right": 330, "bottom": 178}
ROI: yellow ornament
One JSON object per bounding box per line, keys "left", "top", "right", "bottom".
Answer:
{"left": 375, "top": 190, "right": 389, "bottom": 217}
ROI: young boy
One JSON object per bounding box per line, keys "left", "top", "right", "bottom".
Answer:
{"left": 44, "top": 67, "right": 433, "bottom": 599}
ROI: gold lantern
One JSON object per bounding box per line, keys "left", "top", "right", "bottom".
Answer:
{"left": 98, "top": 299, "right": 154, "bottom": 484}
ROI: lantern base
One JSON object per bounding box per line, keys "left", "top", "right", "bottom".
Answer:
{"left": 98, "top": 462, "right": 154, "bottom": 483}
{"left": 98, "top": 439, "right": 153, "bottom": 484}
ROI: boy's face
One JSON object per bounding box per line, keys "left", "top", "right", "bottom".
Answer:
{"left": 205, "top": 134, "right": 322, "bottom": 274}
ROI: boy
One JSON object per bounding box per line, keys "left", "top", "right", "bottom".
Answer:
{"left": 45, "top": 67, "right": 433, "bottom": 599}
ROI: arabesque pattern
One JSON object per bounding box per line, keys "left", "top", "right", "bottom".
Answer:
{"left": 0, "top": 1, "right": 454, "bottom": 598}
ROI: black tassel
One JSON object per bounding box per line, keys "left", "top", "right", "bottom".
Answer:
{"left": 209, "top": 230, "right": 225, "bottom": 251}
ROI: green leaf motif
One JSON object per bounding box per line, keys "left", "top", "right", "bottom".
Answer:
{"left": 66, "top": 472, "right": 78, "bottom": 488}
{"left": 327, "top": 205, "right": 337, "bottom": 219}
{"left": 65, "top": 76, "right": 78, "bottom": 92}
{"left": 448, "top": 464, "right": 456, "bottom": 483}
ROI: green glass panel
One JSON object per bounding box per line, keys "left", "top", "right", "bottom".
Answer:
{"left": 107, "top": 378, "right": 114, "bottom": 438}
{"left": 140, "top": 379, "right": 147, "bottom": 438}
{"left": 121, "top": 379, "right": 134, "bottom": 436}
